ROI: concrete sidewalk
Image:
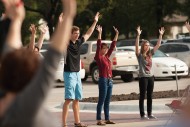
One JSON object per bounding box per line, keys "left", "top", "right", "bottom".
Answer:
{"left": 48, "top": 98, "right": 175, "bottom": 127}
{"left": 49, "top": 98, "right": 174, "bottom": 114}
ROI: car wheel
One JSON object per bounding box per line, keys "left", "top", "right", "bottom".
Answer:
{"left": 172, "top": 76, "right": 181, "bottom": 80}
{"left": 92, "top": 66, "right": 99, "bottom": 84}
{"left": 82, "top": 74, "right": 88, "bottom": 82}
{"left": 121, "top": 74, "right": 134, "bottom": 82}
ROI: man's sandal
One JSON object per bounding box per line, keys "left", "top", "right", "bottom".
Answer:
{"left": 105, "top": 120, "right": 116, "bottom": 124}
{"left": 97, "top": 121, "right": 106, "bottom": 126}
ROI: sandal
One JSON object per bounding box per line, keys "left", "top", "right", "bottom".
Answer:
{"left": 74, "top": 122, "right": 88, "bottom": 127}
{"left": 97, "top": 121, "right": 106, "bottom": 126}
{"left": 105, "top": 120, "right": 116, "bottom": 124}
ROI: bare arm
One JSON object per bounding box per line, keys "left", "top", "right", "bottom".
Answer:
{"left": 135, "top": 26, "right": 142, "bottom": 56}
{"left": 36, "top": 25, "right": 48, "bottom": 50}
{"left": 107, "top": 26, "right": 119, "bottom": 57}
{"left": 28, "top": 24, "right": 36, "bottom": 51}
{"left": 113, "top": 26, "right": 119, "bottom": 41}
{"left": 2, "top": 0, "right": 25, "bottom": 50}
{"left": 50, "top": 0, "right": 76, "bottom": 53}
{"left": 153, "top": 27, "right": 165, "bottom": 52}
{"left": 94, "top": 25, "right": 102, "bottom": 60}
{"left": 83, "top": 12, "right": 100, "bottom": 42}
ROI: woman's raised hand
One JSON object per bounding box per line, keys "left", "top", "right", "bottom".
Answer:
{"left": 136, "top": 26, "right": 142, "bottom": 36}
{"left": 159, "top": 27, "right": 165, "bottom": 35}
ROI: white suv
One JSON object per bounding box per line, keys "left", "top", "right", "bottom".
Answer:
{"left": 159, "top": 42, "right": 190, "bottom": 71}
{"left": 40, "top": 42, "right": 85, "bottom": 82}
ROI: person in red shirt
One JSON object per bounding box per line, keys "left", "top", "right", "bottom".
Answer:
{"left": 94, "top": 25, "right": 119, "bottom": 126}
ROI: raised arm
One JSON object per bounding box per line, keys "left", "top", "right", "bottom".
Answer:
{"left": 28, "top": 24, "right": 36, "bottom": 51}
{"left": 113, "top": 26, "right": 119, "bottom": 41}
{"left": 36, "top": 25, "right": 48, "bottom": 50}
{"left": 13, "top": 0, "right": 76, "bottom": 121}
{"left": 94, "top": 25, "right": 102, "bottom": 60}
{"left": 97, "top": 25, "right": 102, "bottom": 40}
{"left": 2, "top": 0, "right": 25, "bottom": 50}
{"left": 135, "top": 26, "right": 142, "bottom": 56}
{"left": 107, "top": 26, "right": 119, "bottom": 57}
{"left": 153, "top": 27, "right": 165, "bottom": 52}
{"left": 83, "top": 12, "right": 100, "bottom": 42}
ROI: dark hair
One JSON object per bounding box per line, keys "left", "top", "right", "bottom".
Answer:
{"left": 72, "top": 26, "right": 80, "bottom": 33}
{"left": 101, "top": 43, "right": 108, "bottom": 49}
{"left": 0, "top": 48, "right": 40, "bottom": 93}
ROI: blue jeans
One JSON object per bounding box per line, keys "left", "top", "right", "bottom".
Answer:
{"left": 96, "top": 77, "right": 113, "bottom": 120}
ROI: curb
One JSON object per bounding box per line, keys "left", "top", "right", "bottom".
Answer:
{"left": 51, "top": 102, "right": 172, "bottom": 114}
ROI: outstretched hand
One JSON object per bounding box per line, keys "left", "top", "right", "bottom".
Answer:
{"left": 96, "top": 25, "right": 102, "bottom": 33}
{"left": 136, "top": 26, "right": 142, "bottom": 36}
{"left": 94, "top": 12, "right": 100, "bottom": 22}
{"left": 39, "top": 25, "right": 48, "bottom": 35}
{"left": 1, "top": 0, "right": 25, "bottom": 21}
{"left": 29, "top": 24, "right": 36, "bottom": 34}
{"left": 185, "top": 21, "right": 190, "bottom": 32}
{"left": 159, "top": 27, "right": 165, "bottom": 35}
{"left": 113, "top": 26, "right": 119, "bottom": 34}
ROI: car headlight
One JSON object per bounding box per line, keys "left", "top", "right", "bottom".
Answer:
{"left": 155, "top": 63, "right": 168, "bottom": 67}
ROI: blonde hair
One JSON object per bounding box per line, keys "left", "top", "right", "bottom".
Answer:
{"left": 140, "top": 39, "right": 151, "bottom": 58}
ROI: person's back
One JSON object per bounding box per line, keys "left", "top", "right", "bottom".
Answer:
{"left": 0, "top": 0, "right": 76, "bottom": 126}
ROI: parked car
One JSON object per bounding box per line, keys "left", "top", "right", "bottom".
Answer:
{"left": 116, "top": 39, "right": 153, "bottom": 47}
{"left": 80, "top": 40, "right": 139, "bottom": 84}
{"left": 166, "top": 37, "right": 190, "bottom": 43}
{"left": 40, "top": 42, "right": 85, "bottom": 82}
{"left": 159, "top": 42, "right": 190, "bottom": 71}
{"left": 152, "top": 50, "right": 188, "bottom": 79}
{"left": 149, "top": 39, "right": 167, "bottom": 46}
{"left": 117, "top": 47, "right": 189, "bottom": 79}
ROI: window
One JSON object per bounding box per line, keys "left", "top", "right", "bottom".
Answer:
{"left": 80, "top": 44, "right": 88, "bottom": 54}
{"left": 174, "top": 44, "right": 189, "bottom": 52}
{"left": 92, "top": 43, "right": 116, "bottom": 52}
{"left": 160, "top": 44, "right": 190, "bottom": 53}
{"left": 159, "top": 45, "right": 169, "bottom": 53}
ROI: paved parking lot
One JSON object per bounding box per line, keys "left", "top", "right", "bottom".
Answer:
{"left": 44, "top": 76, "right": 190, "bottom": 127}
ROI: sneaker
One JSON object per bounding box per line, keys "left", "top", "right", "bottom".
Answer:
{"left": 148, "top": 115, "right": 157, "bottom": 119}
{"left": 74, "top": 122, "right": 88, "bottom": 127}
{"left": 105, "top": 120, "right": 116, "bottom": 124}
{"left": 141, "top": 115, "right": 149, "bottom": 120}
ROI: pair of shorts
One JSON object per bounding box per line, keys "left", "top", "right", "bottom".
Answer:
{"left": 64, "top": 72, "right": 82, "bottom": 100}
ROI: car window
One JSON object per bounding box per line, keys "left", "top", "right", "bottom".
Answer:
{"left": 80, "top": 44, "right": 88, "bottom": 54}
{"left": 153, "top": 50, "right": 167, "bottom": 58}
{"left": 175, "top": 44, "right": 189, "bottom": 52}
{"left": 116, "top": 40, "right": 146, "bottom": 47}
{"left": 92, "top": 43, "right": 116, "bottom": 52}
{"left": 159, "top": 45, "right": 169, "bottom": 53}
{"left": 116, "top": 40, "right": 135, "bottom": 47}
{"left": 160, "top": 44, "right": 190, "bottom": 53}
{"left": 182, "top": 38, "right": 190, "bottom": 43}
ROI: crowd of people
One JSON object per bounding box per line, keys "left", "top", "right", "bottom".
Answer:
{"left": 0, "top": 0, "right": 190, "bottom": 127}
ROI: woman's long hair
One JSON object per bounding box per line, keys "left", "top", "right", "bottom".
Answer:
{"left": 140, "top": 39, "right": 151, "bottom": 58}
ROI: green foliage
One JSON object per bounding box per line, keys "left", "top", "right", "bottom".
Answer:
{"left": 0, "top": 0, "right": 185, "bottom": 43}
